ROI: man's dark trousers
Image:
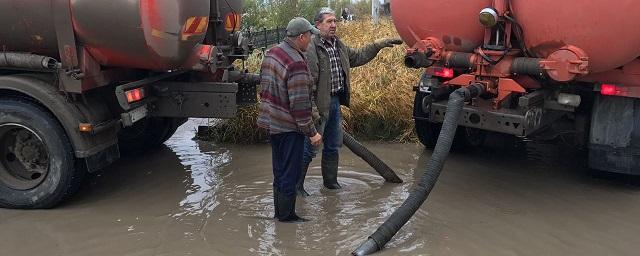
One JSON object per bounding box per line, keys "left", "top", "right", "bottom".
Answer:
{"left": 271, "top": 132, "right": 304, "bottom": 197}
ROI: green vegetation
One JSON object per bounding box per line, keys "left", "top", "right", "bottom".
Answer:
{"left": 242, "top": 0, "right": 373, "bottom": 30}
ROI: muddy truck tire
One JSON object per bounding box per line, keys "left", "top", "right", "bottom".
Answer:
{"left": 415, "top": 119, "right": 440, "bottom": 149}
{"left": 0, "top": 98, "right": 85, "bottom": 209}
{"left": 414, "top": 91, "right": 440, "bottom": 148}
{"left": 117, "top": 117, "right": 185, "bottom": 153}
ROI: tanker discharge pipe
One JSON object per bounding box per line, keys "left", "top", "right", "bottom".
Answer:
{"left": 352, "top": 83, "right": 485, "bottom": 255}
{"left": 405, "top": 51, "right": 475, "bottom": 70}
{"left": 404, "top": 49, "right": 434, "bottom": 68}
{"left": 511, "top": 57, "right": 543, "bottom": 76}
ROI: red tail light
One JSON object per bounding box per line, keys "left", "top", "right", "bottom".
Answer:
{"left": 434, "top": 67, "right": 454, "bottom": 78}
{"left": 600, "top": 84, "right": 618, "bottom": 96}
{"left": 599, "top": 83, "right": 640, "bottom": 98}
{"left": 427, "top": 67, "right": 454, "bottom": 78}
{"left": 125, "top": 88, "right": 146, "bottom": 103}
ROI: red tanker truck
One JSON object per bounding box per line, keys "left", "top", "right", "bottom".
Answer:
{"left": 0, "top": 0, "right": 259, "bottom": 208}
{"left": 394, "top": 0, "right": 640, "bottom": 174}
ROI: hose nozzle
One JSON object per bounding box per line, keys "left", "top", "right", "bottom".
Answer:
{"left": 404, "top": 49, "right": 434, "bottom": 68}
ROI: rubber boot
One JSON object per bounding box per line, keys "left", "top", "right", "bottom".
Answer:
{"left": 321, "top": 153, "right": 342, "bottom": 189}
{"left": 296, "top": 162, "right": 311, "bottom": 197}
{"left": 275, "top": 188, "right": 309, "bottom": 223}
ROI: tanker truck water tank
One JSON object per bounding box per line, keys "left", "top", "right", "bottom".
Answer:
{"left": 512, "top": 0, "right": 640, "bottom": 73}
{"left": 391, "top": 0, "right": 491, "bottom": 52}
{"left": 0, "top": 0, "right": 210, "bottom": 71}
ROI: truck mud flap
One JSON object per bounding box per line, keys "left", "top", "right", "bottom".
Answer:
{"left": 589, "top": 95, "right": 640, "bottom": 174}
{"left": 84, "top": 143, "right": 120, "bottom": 173}
{"left": 589, "top": 144, "right": 640, "bottom": 175}
{"left": 149, "top": 81, "right": 238, "bottom": 118}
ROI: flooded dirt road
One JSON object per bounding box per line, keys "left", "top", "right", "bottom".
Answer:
{"left": 1, "top": 119, "right": 640, "bottom": 256}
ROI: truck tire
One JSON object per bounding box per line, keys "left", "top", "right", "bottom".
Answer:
{"left": 454, "top": 126, "right": 487, "bottom": 149}
{"left": 117, "top": 117, "right": 183, "bottom": 153}
{"left": 414, "top": 91, "right": 440, "bottom": 149}
{"left": 0, "top": 98, "right": 84, "bottom": 209}
{"left": 415, "top": 119, "right": 441, "bottom": 149}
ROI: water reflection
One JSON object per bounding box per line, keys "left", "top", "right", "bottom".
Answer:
{"left": 165, "top": 119, "right": 232, "bottom": 220}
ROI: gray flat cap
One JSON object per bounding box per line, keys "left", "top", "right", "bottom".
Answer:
{"left": 314, "top": 7, "right": 336, "bottom": 23}
{"left": 286, "top": 17, "right": 320, "bottom": 37}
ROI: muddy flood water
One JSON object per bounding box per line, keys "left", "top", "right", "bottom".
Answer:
{"left": 1, "top": 119, "right": 640, "bottom": 256}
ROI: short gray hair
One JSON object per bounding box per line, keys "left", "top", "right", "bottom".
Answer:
{"left": 314, "top": 7, "right": 336, "bottom": 23}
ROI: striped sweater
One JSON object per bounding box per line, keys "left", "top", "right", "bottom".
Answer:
{"left": 257, "top": 39, "right": 318, "bottom": 137}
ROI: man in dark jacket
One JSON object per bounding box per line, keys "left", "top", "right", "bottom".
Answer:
{"left": 296, "top": 8, "right": 402, "bottom": 196}
{"left": 257, "top": 17, "right": 322, "bottom": 222}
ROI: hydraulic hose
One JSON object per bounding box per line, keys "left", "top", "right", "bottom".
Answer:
{"left": 0, "top": 52, "right": 59, "bottom": 71}
{"left": 343, "top": 131, "right": 403, "bottom": 183}
{"left": 352, "top": 83, "right": 485, "bottom": 256}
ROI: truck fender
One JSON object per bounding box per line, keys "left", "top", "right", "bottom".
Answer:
{"left": 0, "top": 74, "right": 118, "bottom": 159}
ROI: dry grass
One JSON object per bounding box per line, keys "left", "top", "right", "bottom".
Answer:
{"left": 339, "top": 19, "right": 422, "bottom": 142}
{"left": 204, "top": 18, "right": 421, "bottom": 143}
{"left": 195, "top": 105, "right": 269, "bottom": 144}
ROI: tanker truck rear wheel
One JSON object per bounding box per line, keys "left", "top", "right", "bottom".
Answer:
{"left": 414, "top": 91, "right": 440, "bottom": 148}
{"left": 0, "top": 98, "right": 84, "bottom": 209}
{"left": 454, "top": 126, "right": 487, "bottom": 149}
{"left": 117, "top": 117, "right": 183, "bottom": 153}
{"left": 415, "top": 119, "right": 440, "bottom": 149}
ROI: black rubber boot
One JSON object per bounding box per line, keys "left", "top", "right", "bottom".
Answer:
{"left": 296, "top": 162, "right": 311, "bottom": 197}
{"left": 275, "top": 188, "right": 309, "bottom": 223}
{"left": 321, "top": 153, "right": 342, "bottom": 189}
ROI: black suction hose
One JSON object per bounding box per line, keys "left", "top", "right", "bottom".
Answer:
{"left": 343, "top": 131, "right": 403, "bottom": 183}
{"left": 0, "top": 52, "right": 59, "bottom": 71}
{"left": 352, "top": 84, "right": 485, "bottom": 255}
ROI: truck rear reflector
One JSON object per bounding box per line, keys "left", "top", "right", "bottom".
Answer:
{"left": 224, "top": 12, "right": 241, "bottom": 32}
{"left": 183, "top": 16, "right": 209, "bottom": 35}
{"left": 125, "top": 88, "right": 146, "bottom": 103}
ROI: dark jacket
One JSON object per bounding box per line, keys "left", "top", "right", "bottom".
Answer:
{"left": 305, "top": 35, "right": 384, "bottom": 115}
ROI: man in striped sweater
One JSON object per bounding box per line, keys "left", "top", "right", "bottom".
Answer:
{"left": 257, "top": 17, "right": 323, "bottom": 223}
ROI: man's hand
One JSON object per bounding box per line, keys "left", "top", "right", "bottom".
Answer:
{"left": 310, "top": 133, "right": 322, "bottom": 146}
{"left": 374, "top": 38, "right": 403, "bottom": 48}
